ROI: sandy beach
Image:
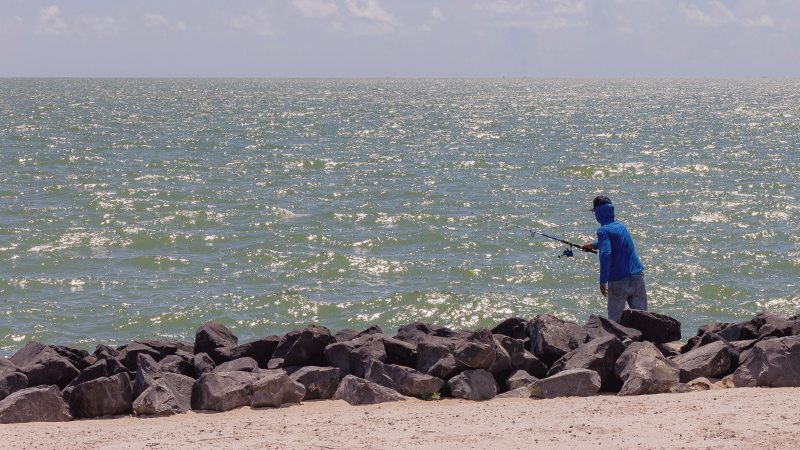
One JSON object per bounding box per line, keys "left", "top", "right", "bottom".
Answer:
{"left": 2, "top": 387, "right": 798, "bottom": 450}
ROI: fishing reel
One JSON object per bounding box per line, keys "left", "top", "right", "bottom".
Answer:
{"left": 558, "top": 248, "right": 574, "bottom": 258}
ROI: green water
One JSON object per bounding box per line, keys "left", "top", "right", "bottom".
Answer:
{"left": 1, "top": 79, "right": 798, "bottom": 355}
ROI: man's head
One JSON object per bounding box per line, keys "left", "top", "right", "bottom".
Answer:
{"left": 591, "top": 196, "right": 612, "bottom": 212}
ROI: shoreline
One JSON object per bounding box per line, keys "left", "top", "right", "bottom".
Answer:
{"left": 2, "top": 387, "right": 799, "bottom": 449}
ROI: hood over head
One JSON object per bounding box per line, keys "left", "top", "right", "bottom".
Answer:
{"left": 594, "top": 203, "right": 615, "bottom": 225}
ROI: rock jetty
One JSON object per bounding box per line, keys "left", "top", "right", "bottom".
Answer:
{"left": 1, "top": 309, "right": 799, "bottom": 424}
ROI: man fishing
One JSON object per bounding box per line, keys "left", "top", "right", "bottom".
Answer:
{"left": 581, "top": 196, "right": 647, "bottom": 322}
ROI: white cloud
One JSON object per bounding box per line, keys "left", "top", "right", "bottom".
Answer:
{"left": 144, "top": 13, "right": 168, "bottom": 28}
{"left": 429, "top": 7, "right": 446, "bottom": 21}
{"left": 292, "top": 0, "right": 339, "bottom": 19}
{"left": 230, "top": 9, "right": 278, "bottom": 36}
{"left": 474, "top": 0, "right": 589, "bottom": 31}
{"left": 678, "top": 1, "right": 773, "bottom": 28}
{"left": 345, "top": 0, "right": 401, "bottom": 25}
{"left": 76, "top": 15, "right": 118, "bottom": 38}
{"left": 35, "top": 5, "right": 70, "bottom": 36}
{"left": 174, "top": 20, "right": 188, "bottom": 31}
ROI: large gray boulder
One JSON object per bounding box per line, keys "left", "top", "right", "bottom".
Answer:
{"left": 194, "top": 321, "right": 238, "bottom": 365}
{"left": 394, "top": 321, "right": 455, "bottom": 346}
{"left": 268, "top": 325, "right": 335, "bottom": 369}
{"left": 121, "top": 339, "right": 194, "bottom": 371}
{"left": 10, "top": 342, "right": 80, "bottom": 389}
{"left": 324, "top": 334, "right": 388, "bottom": 378}
{"left": 487, "top": 337, "right": 512, "bottom": 381}
{"left": 547, "top": 335, "right": 626, "bottom": 391}
{"left": 447, "top": 369, "right": 498, "bottom": 401}
{"left": 230, "top": 336, "right": 281, "bottom": 369}
{"left": 191, "top": 352, "right": 216, "bottom": 378}
{"left": 490, "top": 317, "right": 528, "bottom": 339}
{"left": 250, "top": 371, "right": 306, "bottom": 408}
{"left": 745, "top": 310, "right": 796, "bottom": 338}
{"left": 0, "top": 385, "right": 73, "bottom": 424}
{"left": 190, "top": 371, "right": 259, "bottom": 412}
{"left": 528, "top": 369, "right": 601, "bottom": 399}
{"left": 332, "top": 375, "right": 407, "bottom": 405}
{"left": 527, "top": 314, "right": 588, "bottom": 366}
{"left": 0, "top": 359, "right": 27, "bottom": 402}
{"left": 672, "top": 340, "right": 736, "bottom": 383}
{"left": 697, "top": 321, "right": 749, "bottom": 342}
{"left": 289, "top": 366, "right": 340, "bottom": 400}
{"left": 618, "top": 310, "right": 681, "bottom": 344}
{"left": 93, "top": 346, "right": 129, "bottom": 376}
{"left": 334, "top": 325, "right": 383, "bottom": 343}
{"left": 132, "top": 378, "right": 192, "bottom": 416}
{"left": 584, "top": 315, "right": 642, "bottom": 342}
{"left": 732, "top": 335, "right": 800, "bottom": 387}
{"left": 213, "top": 357, "right": 259, "bottom": 373}
{"left": 62, "top": 359, "right": 108, "bottom": 403}
{"left": 614, "top": 342, "right": 679, "bottom": 396}
{"left": 48, "top": 346, "right": 91, "bottom": 371}
{"left": 69, "top": 373, "right": 133, "bottom": 419}
{"left": 416, "top": 328, "right": 496, "bottom": 380}
{"left": 495, "top": 334, "right": 548, "bottom": 378}
{"left": 364, "top": 360, "right": 444, "bottom": 398}
{"left": 505, "top": 370, "right": 537, "bottom": 391}
{"left": 133, "top": 353, "right": 162, "bottom": 399}
{"left": 158, "top": 351, "right": 193, "bottom": 376}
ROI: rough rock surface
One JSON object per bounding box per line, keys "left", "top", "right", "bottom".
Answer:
{"left": 527, "top": 314, "right": 588, "bottom": 366}
{"left": 230, "top": 336, "right": 281, "bottom": 369}
{"left": 416, "top": 328, "right": 496, "bottom": 380}
{"left": 672, "top": 341, "right": 736, "bottom": 383}
{"left": 0, "top": 385, "right": 72, "bottom": 424}
{"left": 324, "top": 334, "right": 388, "bottom": 378}
{"left": 615, "top": 342, "right": 680, "bottom": 396}
{"left": 490, "top": 318, "right": 528, "bottom": 339}
{"left": 447, "top": 369, "right": 498, "bottom": 401}
{"left": 495, "top": 387, "right": 532, "bottom": 399}
{"left": 158, "top": 352, "right": 192, "bottom": 376}
{"left": 529, "top": 369, "right": 601, "bottom": 399}
{"left": 191, "top": 352, "right": 216, "bottom": 378}
{"left": 618, "top": 310, "right": 681, "bottom": 344}
{"left": 364, "top": 360, "right": 444, "bottom": 398}
{"left": 194, "top": 322, "right": 238, "bottom": 365}
{"left": 289, "top": 366, "right": 340, "bottom": 400}
{"left": 10, "top": 342, "right": 80, "bottom": 390}
{"left": 132, "top": 378, "right": 191, "bottom": 416}
{"left": 0, "top": 360, "right": 27, "bottom": 402}
{"left": 393, "top": 322, "right": 454, "bottom": 346}
{"left": 62, "top": 359, "right": 108, "bottom": 402}
{"left": 547, "top": 335, "right": 626, "bottom": 390}
{"left": 69, "top": 373, "right": 133, "bottom": 419}
{"left": 268, "top": 325, "right": 335, "bottom": 369}
{"left": 191, "top": 371, "right": 260, "bottom": 411}
{"left": 122, "top": 339, "right": 193, "bottom": 371}
{"left": 505, "top": 370, "right": 537, "bottom": 391}
{"left": 697, "top": 321, "right": 749, "bottom": 342}
{"left": 213, "top": 357, "right": 260, "bottom": 373}
{"left": 584, "top": 315, "right": 643, "bottom": 342}
{"left": 250, "top": 370, "right": 306, "bottom": 407}
{"left": 732, "top": 335, "right": 800, "bottom": 387}
{"left": 332, "top": 375, "right": 407, "bottom": 405}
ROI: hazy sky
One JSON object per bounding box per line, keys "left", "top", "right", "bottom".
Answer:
{"left": 1, "top": 0, "right": 798, "bottom": 77}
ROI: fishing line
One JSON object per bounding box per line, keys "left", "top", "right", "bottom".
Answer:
{"left": 455, "top": 207, "right": 598, "bottom": 257}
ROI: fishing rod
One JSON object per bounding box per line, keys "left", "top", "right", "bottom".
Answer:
{"left": 458, "top": 208, "right": 598, "bottom": 257}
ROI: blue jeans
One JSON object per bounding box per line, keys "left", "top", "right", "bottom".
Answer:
{"left": 607, "top": 271, "right": 647, "bottom": 322}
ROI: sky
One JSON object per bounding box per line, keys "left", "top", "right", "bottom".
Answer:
{"left": 0, "top": 0, "right": 798, "bottom": 77}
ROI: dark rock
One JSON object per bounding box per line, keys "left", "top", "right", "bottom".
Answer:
{"left": 120, "top": 339, "right": 194, "bottom": 371}
{"left": 618, "top": 310, "right": 681, "bottom": 344}
{"left": 132, "top": 378, "right": 191, "bottom": 416}
{"left": 0, "top": 370, "right": 27, "bottom": 402}
{"left": 289, "top": 366, "right": 340, "bottom": 400}
{"left": 133, "top": 354, "right": 162, "bottom": 399}
{"left": 495, "top": 387, "right": 532, "bottom": 399}
{"left": 159, "top": 352, "right": 192, "bottom": 376}
{"left": 364, "top": 360, "right": 444, "bottom": 398}
{"left": 0, "top": 357, "right": 18, "bottom": 372}
{"left": 614, "top": 342, "right": 680, "bottom": 396}
{"left": 93, "top": 347, "right": 128, "bottom": 376}
{"left": 333, "top": 329, "right": 361, "bottom": 342}
{"left": 93, "top": 344, "right": 121, "bottom": 359}
{"left": 490, "top": 317, "right": 528, "bottom": 339}
{"left": 348, "top": 325, "right": 384, "bottom": 341}
{"left": 757, "top": 324, "right": 785, "bottom": 339}
{"left": 584, "top": 315, "right": 642, "bottom": 342}
{"left": 495, "top": 335, "right": 524, "bottom": 355}
{"left": 15, "top": 345, "right": 80, "bottom": 390}
{"left": 670, "top": 383, "right": 695, "bottom": 394}
{"left": 730, "top": 339, "right": 758, "bottom": 353}
{"left": 213, "top": 357, "right": 259, "bottom": 373}
{"left": 250, "top": 370, "right": 306, "bottom": 407}
{"left": 62, "top": 359, "right": 108, "bottom": 402}
{"left": 732, "top": 335, "right": 800, "bottom": 387}
{"left": 447, "top": 369, "right": 498, "bottom": 401}
{"left": 332, "top": 375, "right": 407, "bottom": 405}
{"left": 672, "top": 341, "right": 736, "bottom": 383}
{"left": 393, "top": 321, "right": 454, "bottom": 346}
{"left": 527, "top": 314, "right": 588, "bottom": 367}
{"left": 416, "top": 328, "right": 496, "bottom": 380}
{"left": 792, "top": 321, "right": 800, "bottom": 337}
{"left": 655, "top": 343, "right": 682, "bottom": 358}
{"left": 382, "top": 336, "right": 417, "bottom": 367}
{"left": 230, "top": 336, "right": 281, "bottom": 369}
{"left": 190, "top": 371, "right": 260, "bottom": 412}
{"left": 0, "top": 386, "right": 72, "bottom": 424}
{"left": 194, "top": 322, "right": 238, "bottom": 365}
{"left": 191, "top": 352, "right": 216, "bottom": 378}
{"left": 505, "top": 370, "right": 537, "bottom": 391}
{"left": 487, "top": 337, "right": 512, "bottom": 380}
{"left": 680, "top": 331, "right": 731, "bottom": 355}
{"left": 529, "top": 369, "right": 601, "bottom": 399}
{"left": 749, "top": 310, "right": 795, "bottom": 336}
{"left": 268, "top": 325, "right": 334, "bottom": 369}
{"left": 48, "top": 346, "right": 91, "bottom": 371}
{"left": 547, "top": 335, "right": 626, "bottom": 391}
{"left": 69, "top": 373, "right": 133, "bottom": 418}
{"left": 697, "top": 321, "right": 748, "bottom": 342}
{"left": 324, "top": 334, "right": 387, "bottom": 378}
{"left": 9, "top": 341, "right": 49, "bottom": 367}
{"left": 509, "top": 351, "right": 548, "bottom": 379}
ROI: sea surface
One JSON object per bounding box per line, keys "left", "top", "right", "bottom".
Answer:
{"left": 1, "top": 78, "right": 798, "bottom": 356}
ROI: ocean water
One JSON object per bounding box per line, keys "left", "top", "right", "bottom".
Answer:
{"left": 1, "top": 78, "right": 798, "bottom": 356}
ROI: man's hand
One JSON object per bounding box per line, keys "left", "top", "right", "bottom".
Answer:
{"left": 581, "top": 243, "right": 594, "bottom": 252}
{"left": 600, "top": 283, "right": 608, "bottom": 297}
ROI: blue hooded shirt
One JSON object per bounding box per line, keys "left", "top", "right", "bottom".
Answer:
{"left": 592, "top": 203, "right": 643, "bottom": 284}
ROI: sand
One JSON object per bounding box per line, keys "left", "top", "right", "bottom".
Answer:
{"left": 1, "top": 387, "right": 799, "bottom": 450}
